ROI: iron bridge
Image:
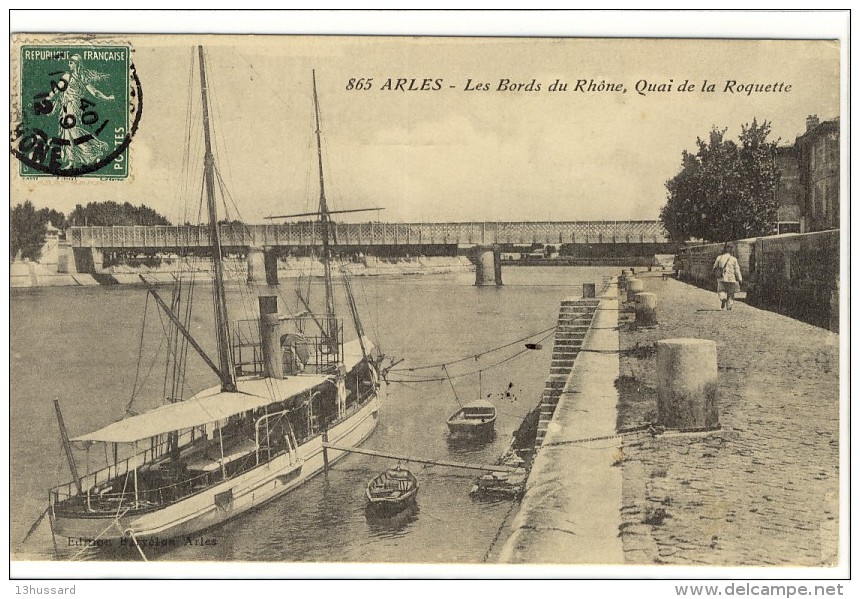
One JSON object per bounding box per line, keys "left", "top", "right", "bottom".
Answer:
{"left": 69, "top": 221, "right": 667, "bottom": 249}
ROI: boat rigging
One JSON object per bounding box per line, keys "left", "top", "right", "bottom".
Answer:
{"left": 44, "top": 48, "right": 385, "bottom": 557}
{"left": 264, "top": 207, "right": 385, "bottom": 220}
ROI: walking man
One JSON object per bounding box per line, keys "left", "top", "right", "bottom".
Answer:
{"left": 713, "top": 242, "right": 743, "bottom": 310}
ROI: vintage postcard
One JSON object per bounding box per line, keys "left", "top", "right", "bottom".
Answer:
{"left": 7, "top": 12, "right": 848, "bottom": 585}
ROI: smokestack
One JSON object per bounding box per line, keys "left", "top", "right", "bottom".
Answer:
{"left": 806, "top": 115, "right": 820, "bottom": 131}
{"left": 258, "top": 295, "right": 282, "bottom": 379}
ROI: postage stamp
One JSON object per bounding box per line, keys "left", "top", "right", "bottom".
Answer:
{"left": 10, "top": 45, "right": 142, "bottom": 179}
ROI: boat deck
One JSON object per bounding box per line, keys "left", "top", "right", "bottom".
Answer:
{"left": 51, "top": 389, "right": 378, "bottom": 518}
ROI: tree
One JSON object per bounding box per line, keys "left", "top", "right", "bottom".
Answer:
{"left": 37, "top": 207, "right": 66, "bottom": 229}
{"left": 660, "top": 119, "right": 780, "bottom": 242}
{"left": 67, "top": 201, "right": 172, "bottom": 226}
{"left": 10, "top": 201, "right": 48, "bottom": 261}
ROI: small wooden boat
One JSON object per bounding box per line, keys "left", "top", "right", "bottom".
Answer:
{"left": 365, "top": 465, "right": 419, "bottom": 513}
{"left": 447, "top": 399, "right": 497, "bottom": 437}
{"left": 470, "top": 469, "right": 528, "bottom": 500}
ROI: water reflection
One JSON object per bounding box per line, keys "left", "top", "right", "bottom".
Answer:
{"left": 445, "top": 430, "right": 497, "bottom": 451}
{"left": 365, "top": 502, "right": 420, "bottom": 538}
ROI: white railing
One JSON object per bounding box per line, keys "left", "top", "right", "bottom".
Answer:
{"left": 69, "top": 221, "right": 669, "bottom": 248}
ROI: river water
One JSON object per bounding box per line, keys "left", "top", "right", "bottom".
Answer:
{"left": 10, "top": 266, "right": 617, "bottom": 563}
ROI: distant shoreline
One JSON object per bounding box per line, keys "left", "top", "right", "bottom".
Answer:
{"left": 11, "top": 255, "right": 671, "bottom": 289}
{"left": 9, "top": 256, "right": 475, "bottom": 289}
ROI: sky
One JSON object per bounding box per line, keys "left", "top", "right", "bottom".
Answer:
{"left": 10, "top": 34, "right": 840, "bottom": 225}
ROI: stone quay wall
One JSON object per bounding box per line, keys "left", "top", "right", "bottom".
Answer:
{"left": 499, "top": 280, "right": 623, "bottom": 564}
{"left": 675, "top": 229, "right": 839, "bottom": 329}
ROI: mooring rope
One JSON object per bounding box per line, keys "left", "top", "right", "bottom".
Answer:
{"left": 539, "top": 424, "right": 656, "bottom": 448}
{"left": 125, "top": 528, "right": 150, "bottom": 562}
{"left": 20, "top": 507, "right": 48, "bottom": 546}
{"left": 387, "top": 328, "right": 558, "bottom": 384}
{"left": 390, "top": 325, "right": 559, "bottom": 373}
{"left": 483, "top": 498, "right": 520, "bottom": 563}
{"left": 68, "top": 507, "right": 130, "bottom": 562}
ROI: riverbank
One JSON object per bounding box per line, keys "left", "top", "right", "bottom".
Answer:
{"left": 499, "top": 284, "right": 623, "bottom": 564}
{"left": 10, "top": 261, "right": 99, "bottom": 288}
{"left": 9, "top": 256, "right": 474, "bottom": 288}
{"left": 496, "top": 270, "right": 841, "bottom": 567}
{"left": 617, "top": 272, "right": 840, "bottom": 566}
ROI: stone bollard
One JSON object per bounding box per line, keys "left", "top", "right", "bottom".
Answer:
{"left": 656, "top": 338, "right": 720, "bottom": 431}
{"left": 582, "top": 283, "right": 596, "bottom": 298}
{"left": 634, "top": 292, "right": 657, "bottom": 326}
{"left": 626, "top": 278, "right": 644, "bottom": 302}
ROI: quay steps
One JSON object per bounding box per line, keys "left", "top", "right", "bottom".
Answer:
{"left": 534, "top": 297, "right": 601, "bottom": 448}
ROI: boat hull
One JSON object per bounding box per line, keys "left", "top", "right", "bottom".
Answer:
{"left": 365, "top": 493, "right": 418, "bottom": 516}
{"left": 446, "top": 401, "right": 496, "bottom": 439}
{"left": 51, "top": 396, "right": 379, "bottom": 546}
{"left": 446, "top": 418, "right": 496, "bottom": 438}
{"left": 365, "top": 468, "right": 419, "bottom": 516}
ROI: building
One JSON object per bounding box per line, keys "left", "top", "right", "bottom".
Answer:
{"left": 774, "top": 145, "right": 802, "bottom": 234}
{"left": 795, "top": 115, "right": 840, "bottom": 232}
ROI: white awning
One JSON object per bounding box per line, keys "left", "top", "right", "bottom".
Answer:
{"left": 72, "top": 374, "right": 329, "bottom": 444}
{"left": 344, "top": 337, "right": 374, "bottom": 371}
{"left": 71, "top": 337, "right": 375, "bottom": 445}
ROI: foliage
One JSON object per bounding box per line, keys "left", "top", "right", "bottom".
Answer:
{"left": 9, "top": 201, "right": 65, "bottom": 261}
{"left": 11, "top": 199, "right": 170, "bottom": 261}
{"left": 68, "top": 201, "right": 172, "bottom": 227}
{"left": 660, "top": 119, "right": 781, "bottom": 242}
{"left": 38, "top": 207, "right": 66, "bottom": 229}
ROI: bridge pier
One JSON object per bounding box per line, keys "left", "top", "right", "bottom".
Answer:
{"left": 57, "top": 243, "right": 77, "bottom": 274}
{"left": 247, "top": 247, "right": 279, "bottom": 285}
{"left": 246, "top": 247, "right": 265, "bottom": 284}
{"left": 71, "top": 247, "right": 103, "bottom": 274}
{"left": 264, "top": 248, "right": 279, "bottom": 286}
{"left": 472, "top": 245, "right": 503, "bottom": 286}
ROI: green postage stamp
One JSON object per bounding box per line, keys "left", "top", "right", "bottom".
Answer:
{"left": 11, "top": 45, "right": 141, "bottom": 179}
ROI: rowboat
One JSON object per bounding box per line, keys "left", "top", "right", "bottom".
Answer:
{"left": 365, "top": 466, "right": 419, "bottom": 513}
{"left": 447, "top": 399, "right": 497, "bottom": 438}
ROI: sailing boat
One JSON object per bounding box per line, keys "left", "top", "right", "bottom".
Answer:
{"left": 47, "top": 48, "right": 382, "bottom": 547}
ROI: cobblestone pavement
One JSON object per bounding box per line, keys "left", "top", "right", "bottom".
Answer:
{"left": 617, "top": 274, "right": 840, "bottom": 566}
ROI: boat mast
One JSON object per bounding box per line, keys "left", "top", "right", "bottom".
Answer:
{"left": 312, "top": 70, "right": 338, "bottom": 347}
{"left": 198, "top": 46, "right": 237, "bottom": 393}
{"left": 53, "top": 398, "right": 82, "bottom": 495}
